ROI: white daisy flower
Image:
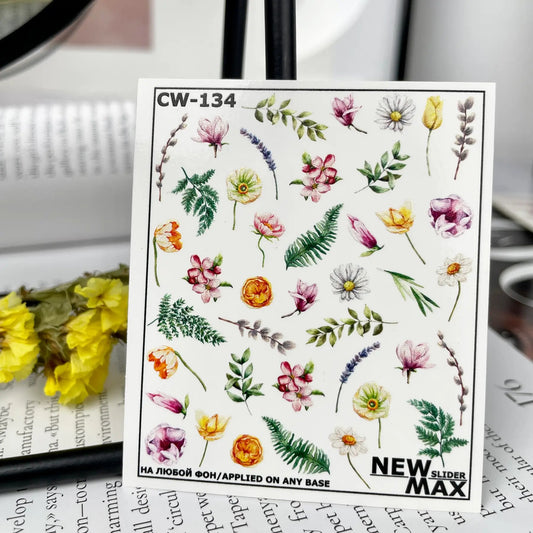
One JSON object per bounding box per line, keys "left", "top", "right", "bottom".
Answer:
{"left": 329, "top": 427, "right": 368, "bottom": 457}
{"left": 330, "top": 263, "right": 369, "bottom": 301}
{"left": 375, "top": 94, "right": 416, "bottom": 132}
{"left": 436, "top": 254, "right": 472, "bottom": 287}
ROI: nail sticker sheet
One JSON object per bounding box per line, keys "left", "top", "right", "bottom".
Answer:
{"left": 123, "top": 80, "right": 495, "bottom": 512}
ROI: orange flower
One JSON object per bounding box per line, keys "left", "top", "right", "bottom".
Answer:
{"left": 376, "top": 202, "right": 414, "bottom": 234}
{"left": 241, "top": 276, "right": 273, "bottom": 308}
{"left": 231, "top": 434, "right": 263, "bottom": 467}
{"left": 147, "top": 346, "right": 178, "bottom": 379}
{"left": 154, "top": 220, "right": 182, "bottom": 252}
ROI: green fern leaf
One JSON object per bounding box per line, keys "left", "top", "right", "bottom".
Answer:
{"left": 418, "top": 447, "right": 441, "bottom": 459}
{"left": 415, "top": 426, "right": 439, "bottom": 446}
{"left": 284, "top": 204, "right": 342, "bottom": 268}
{"left": 191, "top": 169, "right": 215, "bottom": 186}
{"left": 182, "top": 187, "right": 197, "bottom": 213}
{"left": 262, "top": 416, "right": 330, "bottom": 474}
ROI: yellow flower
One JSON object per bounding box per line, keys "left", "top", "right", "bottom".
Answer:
{"left": 422, "top": 96, "right": 443, "bottom": 130}
{"left": 196, "top": 411, "right": 230, "bottom": 441}
{"left": 376, "top": 202, "right": 414, "bottom": 234}
{"left": 75, "top": 278, "right": 128, "bottom": 333}
{"left": 0, "top": 293, "right": 40, "bottom": 383}
{"left": 44, "top": 357, "right": 110, "bottom": 405}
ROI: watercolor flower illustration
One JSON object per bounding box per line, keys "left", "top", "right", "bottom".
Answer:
{"left": 453, "top": 98, "right": 476, "bottom": 180}
{"left": 353, "top": 382, "right": 390, "bottom": 448}
{"left": 184, "top": 254, "right": 232, "bottom": 303}
{"left": 240, "top": 128, "right": 279, "bottom": 199}
{"left": 274, "top": 361, "right": 323, "bottom": 412}
{"left": 147, "top": 346, "right": 206, "bottom": 391}
{"left": 145, "top": 423, "right": 186, "bottom": 466}
{"left": 231, "top": 435, "right": 264, "bottom": 467}
{"left": 429, "top": 195, "right": 473, "bottom": 238}
{"left": 290, "top": 153, "right": 341, "bottom": 202}
{"left": 395, "top": 340, "right": 434, "bottom": 384}
{"left": 253, "top": 212, "right": 285, "bottom": 267}
{"left": 241, "top": 276, "right": 273, "bottom": 308}
{"left": 153, "top": 220, "right": 182, "bottom": 286}
{"left": 281, "top": 279, "right": 318, "bottom": 318}
{"left": 331, "top": 94, "right": 367, "bottom": 133}
{"left": 375, "top": 94, "right": 415, "bottom": 132}
{"left": 347, "top": 214, "right": 383, "bottom": 256}
{"left": 329, "top": 427, "right": 370, "bottom": 489}
{"left": 196, "top": 411, "right": 230, "bottom": 467}
{"left": 193, "top": 116, "right": 229, "bottom": 157}
{"left": 146, "top": 391, "right": 188, "bottom": 417}
{"left": 226, "top": 168, "right": 262, "bottom": 230}
{"left": 437, "top": 253, "right": 472, "bottom": 321}
{"left": 376, "top": 201, "right": 425, "bottom": 264}
{"left": 330, "top": 263, "right": 370, "bottom": 302}
{"left": 422, "top": 96, "right": 443, "bottom": 176}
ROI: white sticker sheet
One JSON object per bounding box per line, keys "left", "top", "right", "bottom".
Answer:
{"left": 123, "top": 80, "right": 495, "bottom": 512}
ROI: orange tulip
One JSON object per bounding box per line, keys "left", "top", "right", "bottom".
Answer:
{"left": 154, "top": 220, "right": 182, "bottom": 252}
{"left": 147, "top": 346, "right": 178, "bottom": 379}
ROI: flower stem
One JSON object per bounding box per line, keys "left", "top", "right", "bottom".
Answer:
{"left": 405, "top": 233, "right": 425, "bottom": 265}
{"left": 257, "top": 235, "right": 266, "bottom": 267}
{"left": 174, "top": 350, "right": 207, "bottom": 391}
{"left": 347, "top": 454, "right": 370, "bottom": 489}
{"left": 448, "top": 281, "right": 461, "bottom": 322}
{"left": 280, "top": 308, "right": 298, "bottom": 319}
{"left": 232, "top": 201, "right": 237, "bottom": 231}
{"left": 350, "top": 124, "right": 368, "bottom": 135}
{"left": 378, "top": 418, "right": 382, "bottom": 449}
{"left": 153, "top": 237, "right": 160, "bottom": 287}
{"left": 199, "top": 441, "right": 209, "bottom": 467}
{"left": 272, "top": 170, "right": 279, "bottom": 200}
{"left": 426, "top": 129, "right": 433, "bottom": 176}
{"left": 335, "top": 383, "right": 344, "bottom": 413}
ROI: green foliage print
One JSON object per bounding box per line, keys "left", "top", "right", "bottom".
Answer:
{"left": 225, "top": 348, "right": 264, "bottom": 414}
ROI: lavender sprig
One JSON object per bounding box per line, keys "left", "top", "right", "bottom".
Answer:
{"left": 240, "top": 128, "right": 279, "bottom": 199}
{"left": 335, "top": 342, "right": 380, "bottom": 412}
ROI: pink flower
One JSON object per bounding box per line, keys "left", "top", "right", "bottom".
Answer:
{"left": 184, "top": 254, "right": 229, "bottom": 303}
{"left": 283, "top": 385, "right": 314, "bottom": 412}
{"left": 193, "top": 276, "right": 221, "bottom": 303}
{"left": 303, "top": 154, "right": 338, "bottom": 184}
{"left": 429, "top": 194, "right": 473, "bottom": 238}
{"left": 347, "top": 214, "right": 382, "bottom": 255}
{"left": 283, "top": 280, "right": 318, "bottom": 318}
{"left": 396, "top": 340, "right": 434, "bottom": 384}
{"left": 145, "top": 423, "right": 186, "bottom": 465}
{"left": 277, "top": 361, "right": 312, "bottom": 392}
{"left": 146, "top": 391, "right": 186, "bottom": 415}
{"left": 332, "top": 95, "right": 361, "bottom": 127}
{"left": 332, "top": 95, "right": 366, "bottom": 133}
{"left": 193, "top": 116, "right": 229, "bottom": 157}
{"left": 254, "top": 213, "right": 285, "bottom": 238}
{"left": 300, "top": 176, "right": 331, "bottom": 202}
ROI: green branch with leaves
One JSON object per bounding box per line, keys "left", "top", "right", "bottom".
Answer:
{"left": 284, "top": 204, "right": 342, "bottom": 269}
{"left": 225, "top": 348, "right": 264, "bottom": 414}
{"left": 306, "top": 305, "right": 396, "bottom": 347}
{"left": 245, "top": 94, "right": 328, "bottom": 141}
{"left": 262, "top": 416, "right": 330, "bottom": 474}
{"left": 356, "top": 141, "right": 410, "bottom": 194}
{"left": 384, "top": 270, "right": 439, "bottom": 316}
{"left": 409, "top": 399, "right": 468, "bottom": 468}
{"left": 156, "top": 294, "right": 226, "bottom": 345}
{"left": 172, "top": 167, "right": 219, "bottom": 236}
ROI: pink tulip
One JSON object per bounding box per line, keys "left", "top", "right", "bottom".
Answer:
{"left": 145, "top": 423, "right": 186, "bottom": 465}
{"left": 396, "top": 340, "right": 434, "bottom": 384}
{"left": 146, "top": 391, "right": 185, "bottom": 415}
{"left": 193, "top": 116, "right": 229, "bottom": 157}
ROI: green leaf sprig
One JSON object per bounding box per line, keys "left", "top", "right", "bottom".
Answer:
{"left": 284, "top": 204, "right": 342, "bottom": 269}
{"left": 306, "top": 305, "right": 397, "bottom": 347}
{"left": 384, "top": 270, "right": 439, "bottom": 316}
{"left": 355, "top": 141, "right": 409, "bottom": 194}
{"left": 409, "top": 399, "right": 468, "bottom": 468}
{"left": 225, "top": 348, "right": 264, "bottom": 414}
{"left": 156, "top": 294, "right": 226, "bottom": 345}
{"left": 246, "top": 94, "right": 328, "bottom": 141}
{"left": 172, "top": 167, "right": 219, "bottom": 236}
{"left": 262, "top": 416, "right": 330, "bottom": 474}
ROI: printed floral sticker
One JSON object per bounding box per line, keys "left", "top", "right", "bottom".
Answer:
{"left": 126, "top": 81, "right": 494, "bottom": 513}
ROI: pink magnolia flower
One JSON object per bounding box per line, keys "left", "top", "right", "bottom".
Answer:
{"left": 193, "top": 276, "right": 221, "bottom": 303}
{"left": 300, "top": 175, "right": 331, "bottom": 202}
{"left": 429, "top": 194, "right": 473, "bottom": 238}
{"left": 396, "top": 340, "right": 434, "bottom": 384}
{"left": 193, "top": 116, "right": 229, "bottom": 157}
{"left": 347, "top": 214, "right": 382, "bottom": 256}
{"left": 332, "top": 95, "right": 367, "bottom": 133}
{"left": 145, "top": 423, "right": 186, "bottom": 465}
{"left": 185, "top": 254, "right": 229, "bottom": 303}
{"left": 283, "top": 385, "right": 314, "bottom": 412}
{"left": 277, "top": 361, "right": 312, "bottom": 392}
{"left": 253, "top": 212, "right": 285, "bottom": 267}
{"left": 303, "top": 154, "right": 338, "bottom": 184}
{"left": 283, "top": 279, "right": 318, "bottom": 318}
{"left": 146, "top": 391, "right": 186, "bottom": 416}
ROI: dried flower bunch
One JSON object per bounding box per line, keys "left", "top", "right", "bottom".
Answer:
{"left": 0, "top": 265, "right": 129, "bottom": 404}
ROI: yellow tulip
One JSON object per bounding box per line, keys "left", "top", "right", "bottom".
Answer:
{"left": 196, "top": 411, "right": 230, "bottom": 441}
{"left": 422, "top": 96, "right": 443, "bottom": 130}
{"left": 376, "top": 202, "right": 414, "bottom": 234}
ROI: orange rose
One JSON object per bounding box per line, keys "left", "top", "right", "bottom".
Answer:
{"left": 241, "top": 276, "right": 273, "bottom": 308}
{"left": 154, "top": 220, "right": 182, "bottom": 252}
{"left": 231, "top": 434, "right": 263, "bottom": 467}
{"left": 147, "top": 346, "right": 178, "bottom": 379}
